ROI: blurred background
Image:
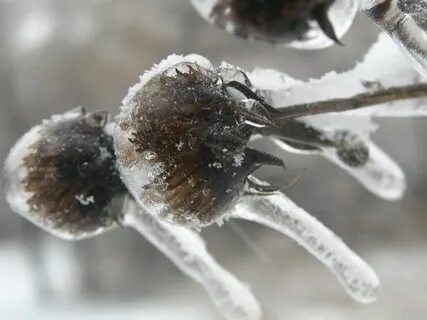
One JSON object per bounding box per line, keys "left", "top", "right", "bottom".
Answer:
{"left": 0, "top": 1, "right": 426, "bottom": 319}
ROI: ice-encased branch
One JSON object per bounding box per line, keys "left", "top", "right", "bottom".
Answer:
{"left": 231, "top": 177, "right": 380, "bottom": 304}
{"left": 364, "top": 0, "right": 427, "bottom": 77}
{"left": 249, "top": 32, "right": 427, "bottom": 120}
{"left": 273, "top": 83, "right": 427, "bottom": 120}
{"left": 247, "top": 33, "right": 410, "bottom": 200}
{"left": 122, "top": 196, "right": 261, "bottom": 320}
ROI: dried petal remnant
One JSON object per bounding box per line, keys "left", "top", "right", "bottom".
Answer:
{"left": 116, "top": 62, "right": 283, "bottom": 227}
{"left": 5, "top": 108, "right": 126, "bottom": 239}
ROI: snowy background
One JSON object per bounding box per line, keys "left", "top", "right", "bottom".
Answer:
{"left": 0, "top": 0, "right": 426, "bottom": 319}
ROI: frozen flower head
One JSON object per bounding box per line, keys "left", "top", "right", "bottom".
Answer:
{"left": 115, "top": 55, "right": 284, "bottom": 228}
{"left": 191, "top": 0, "right": 359, "bottom": 49}
{"left": 4, "top": 107, "right": 126, "bottom": 240}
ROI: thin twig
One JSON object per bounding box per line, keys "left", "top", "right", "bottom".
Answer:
{"left": 273, "top": 83, "right": 427, "bottom": 121}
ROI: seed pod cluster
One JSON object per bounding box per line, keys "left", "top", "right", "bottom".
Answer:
{"left": 4, "top": 108, "right": 126, "bottom": 239}
{"left": 195, "top": 0, "right": 340, "bottom": 44}
{"left": 115, "top": 57, "right": 284, "bottom": 227}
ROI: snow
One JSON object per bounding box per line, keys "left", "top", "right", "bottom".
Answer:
{"left": 232, "top": 177, "right": 380, "bottom": 304}
{"left": 233, "top": 153, "right": 244, "bottom": 167}
{"left": 75, "top": 194, "right": 95, "bottom": 206}
{"left": 123, "top": 196, "right": 262, "bottom": 320}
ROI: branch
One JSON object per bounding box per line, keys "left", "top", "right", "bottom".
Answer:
{"left": 273, "top": 83, "right": 427, "bottom": 121}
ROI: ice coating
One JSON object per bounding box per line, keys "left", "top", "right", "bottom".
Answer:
{"left": 4, "top": 120, "right": 45, "bottom": 231}
{"left": 364, "top": 0, "right": 427, "bottom": 77}
{"left": 190, "top": 0, "right": 359, "bottom": 49}
{"left": 232, "top": 177, "right": 380, "bottom": 303}
{"left": 272, "top": 136, "right": 406, "bottom": 201}
{"left": 4, "top": 107, "right": 124, "bottom": 240}
{"left": 123, "top": 197, "right": 261, "bottom": 320}
{"left": 320, "top": 139, "right": 406, "bottom": 200}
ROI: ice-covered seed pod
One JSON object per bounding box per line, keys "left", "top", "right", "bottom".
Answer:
{"left": 191, "top": 0, "right": 359, "bottom": 49}
{"left": 4, "top": 107, "right": 126, "bottom": 240}
{"left": 115, "top": 57, "right": 284, "bottom": 228}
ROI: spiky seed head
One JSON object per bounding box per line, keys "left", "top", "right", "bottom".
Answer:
{"left": 115, "top": 59, "right": 283, "bottom": 227}
{"left": 4, "top": 107, "right": 126, "bottom": 240}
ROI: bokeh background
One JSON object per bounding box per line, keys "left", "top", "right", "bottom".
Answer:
{"left": 1, "top": 1, "right": 426, "bottom": 319}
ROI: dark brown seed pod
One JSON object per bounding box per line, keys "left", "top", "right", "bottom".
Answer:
{"left": 115, "top": 56, "right": 284, "bottom": 228}
{"left": 199, "top": 0, "right": 340, "bottom": 44}
{"left": 4, "top": 107, "right": 126, "bottom": 239}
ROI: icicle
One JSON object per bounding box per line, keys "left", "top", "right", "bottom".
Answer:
{"left": 122, "top": 196, "right": 262, "bottom": 320}
{"left": 231, "top": 177, "right": 380, "bottom": 304}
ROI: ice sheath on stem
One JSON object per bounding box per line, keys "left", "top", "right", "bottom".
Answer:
{"left": 232, "top": 177, "right": 380, "bottom": 303}
{"left": 122, "top": 196, "right": 261, "bottom": 320}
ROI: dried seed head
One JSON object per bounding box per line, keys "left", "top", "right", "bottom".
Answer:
{"left": 115, "top": 55, "right": 284, "bottom": 228}
{"left": 4, "top": 107, "right": 126, "bottom": 240}
{"left": 193, "top": 0, "right": 340, "bottom": 44}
